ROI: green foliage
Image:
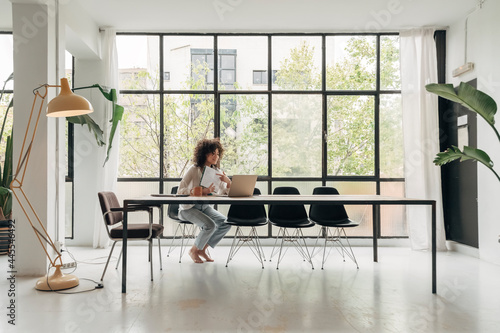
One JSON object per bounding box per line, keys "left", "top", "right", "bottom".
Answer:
{"left": 67, "top": 114, "right": 105, "bottom": 146}
{"left": 426, "top": 82, "right": 499, "bottom": 140}
{"left": 325, "top": 36, "right": 401, "bottom": 176}
{"left": 426, "top": 82, "right": 500, "bottom": 182}
{"left": 72, "top": 83, "right": 125, "bottom": 165}
{"left": 220, "top": 94, "right": 268, "bottom": 176}
{"left": 275, "top": 42, "right": 321, "bottom": 90}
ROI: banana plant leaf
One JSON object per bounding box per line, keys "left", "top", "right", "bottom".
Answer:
{"left": 434, "top": 145, "right": 500, "bottom": 182}
{"left": 426, "top": 82, "right": 499, "bottom": 141}
{"left": 73, "top": 84, "right": 124, "bottom": 165}
{"left": 104, "top": 103, "right": 124, "bottom": 165}
{"left": 66, "top": 114, "right": 105, "bottom": 146}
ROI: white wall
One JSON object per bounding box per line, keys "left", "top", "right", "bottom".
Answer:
{"left": 447, "top": 0, "right": 500, "bottom": 265}
{"left": 61, "top": 1, "right": 105, "bottom": 246}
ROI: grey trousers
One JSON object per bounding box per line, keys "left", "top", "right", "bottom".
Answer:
{"left": 178, "top": 204, "right": 231, "bottom": 250}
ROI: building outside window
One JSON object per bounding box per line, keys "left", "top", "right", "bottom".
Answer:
{"left": 253, "top": 70, "right": 277, "bottom": 85}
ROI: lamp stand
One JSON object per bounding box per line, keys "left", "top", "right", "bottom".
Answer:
{"left": 35, "top": 265, "right": 79, "bottom": 291}
{"left": 10, "top": 78, "right": 91, "bottom": 291}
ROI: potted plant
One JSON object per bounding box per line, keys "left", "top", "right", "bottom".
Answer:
{"left": 425, "top": 81, "right": 499, "bottom": 181}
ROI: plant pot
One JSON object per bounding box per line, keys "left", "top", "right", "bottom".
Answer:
{"left": 0, "top": 219, "right": 13, "bottom": 255}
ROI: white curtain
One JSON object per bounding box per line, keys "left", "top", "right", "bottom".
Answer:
{"left": 400, "top": 28, "right": 447, "bottom": 251}
{"left": 93, "top": 28, "right": 120, "bottom": 248}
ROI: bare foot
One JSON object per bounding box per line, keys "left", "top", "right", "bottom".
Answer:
{"left": 198, "top": 250, "right": 214, "bottom": 262}
{"left": 189, "top": 249, "right": 203, "bottom": 264}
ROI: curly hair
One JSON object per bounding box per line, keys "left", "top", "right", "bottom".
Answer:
{"left": 192, "top": 138, "right": 225, "bottom": 168}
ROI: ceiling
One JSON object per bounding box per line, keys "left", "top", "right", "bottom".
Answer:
{"left": 1, "top": 0, "right": 478, "bottom": 32}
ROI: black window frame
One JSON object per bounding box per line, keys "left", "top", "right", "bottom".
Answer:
{"left": 113, "top": 32, "right": 417, "bottom": 240}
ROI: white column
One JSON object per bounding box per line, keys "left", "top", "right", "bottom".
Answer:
{"left": 12, "top": 2, "right": 63, "bottom": 275}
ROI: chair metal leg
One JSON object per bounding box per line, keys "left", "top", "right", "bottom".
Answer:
{"left": 274, "top": 228, "right": 313, "bottom": 270}
{"left": 101, "top": 241, "right": 117, "bottom": 282}
{"left": 179, "top": 224, "right": 189, "bottom": 263}
{"left": 248, "top": 227, "right": 265, "bottom": 268}
{"left": 322, "top": 228, "right": 329, "bottom": 269}
{"left": 167, "top": 223, "right": 182, "bottom": 257}
{"left": 115, "top": 246, "right": 123, "bottom": 270}
{"left": 338, "top": 227, "right": 359, "bottom": 269}
{"left": 297, "top": 229, "right": 314, "bottom": 270}
{"left": 149, "top": 239, "right": 153, "bottom": 281}
{"left": 312, "top": 226, "right": 326, "bottom": 258}
{"left": 269, "top": 227, "right": 284, "bottom": 262}
{"left": 157, "top": 237, "right": 163, "bottom": 270}
{"left": 275, "top": 228, "right": 287, "bottom": 270}
{"left": 225, "top": 226, "right": 241, "bottom": 267}
{"left": 226, "top": 226, "right": 266, "bottom": 269}
{"left": 319, "top": 226, "right": 359, "bottom": 269}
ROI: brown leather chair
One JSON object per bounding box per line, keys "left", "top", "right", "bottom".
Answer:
{"left": 98, "top": 191, "right": 164, "bottom": 282}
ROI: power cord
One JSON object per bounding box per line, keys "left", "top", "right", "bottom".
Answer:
{"left": 43, "top": 264, "right": 103, "bottom": 294}
{"left": 42, "top": 246, "right": 106, "bottom": 293}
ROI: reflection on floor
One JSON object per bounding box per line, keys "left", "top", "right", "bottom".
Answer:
{"left": 1, "top": 245, "right": 499, "bottom": 332}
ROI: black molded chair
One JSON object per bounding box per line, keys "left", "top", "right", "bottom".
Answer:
{"left": 268, "top": 187, "right": 315, "bottom": 269}
{"left": 309, "top": 187, "right": 359, "bottom": 269}
{"left": 166, "top": 186, "right": 197, "bottom": 263}
{"left": 98, "top": 191, "right": 163, "bottom": 282}
{"left": 225, "top": 188, "right": 268, "bottom": 268}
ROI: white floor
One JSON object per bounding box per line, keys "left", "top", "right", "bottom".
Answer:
{"left": 1, "top": 243, "right": 500, "bottom": 333}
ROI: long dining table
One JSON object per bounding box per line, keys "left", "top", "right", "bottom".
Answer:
{"left": 120, "top": 194, "right": 437, "bottom": 294}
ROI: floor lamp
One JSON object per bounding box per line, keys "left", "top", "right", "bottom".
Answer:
{"left": 10, "top": 78, "right": 93, "bottom": 291}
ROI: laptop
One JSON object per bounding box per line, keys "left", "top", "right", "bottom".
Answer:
{"left": 223, "top": 175, "right": 258, "bottom": 197}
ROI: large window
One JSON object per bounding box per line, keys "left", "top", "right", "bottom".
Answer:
{"left": 0, "top": 33, "right": 13, "bottom": 225}
{"left": 116, "top": 33, "right": 405, "bottom": 238}
{"left": 0, "top": 32, "right": 13, "bottom": 165}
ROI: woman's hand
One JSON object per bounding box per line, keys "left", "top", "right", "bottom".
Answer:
{"left": 203, "top": 183, "right": 216, "bottom": 195}
{"left": 217, "top": 172, "right": 231, "bottom": 188}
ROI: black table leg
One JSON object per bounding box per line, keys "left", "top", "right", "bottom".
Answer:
{"left": 122, "top": 202, "right": 128, "bottom": 293}
{"left": 432, "top": 201, "right": 436, "bottom": 294}
{"left": 373, "top": 205, "right": 378, "bottom": 262}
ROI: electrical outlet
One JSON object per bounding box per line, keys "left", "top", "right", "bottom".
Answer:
{"left": 61, "top": 262, "right": 76, "bottom": 269}
{"left": 55, "top": 241, "right": 64, "bottom": 253}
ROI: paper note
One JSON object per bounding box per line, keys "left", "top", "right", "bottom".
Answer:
{"left": 458, "top": 126, "right": 469, "bottom": 150}
{"left": 200, "top": 166, "right": 221, "bottom": 188}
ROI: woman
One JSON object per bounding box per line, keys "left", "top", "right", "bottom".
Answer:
{"left": 177, "top": 138, "right": 232, "bottom": 263}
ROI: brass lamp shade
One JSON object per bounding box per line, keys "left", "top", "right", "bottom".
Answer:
{"left": 46, "top": 78, "right": 93, "bottom": 117}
